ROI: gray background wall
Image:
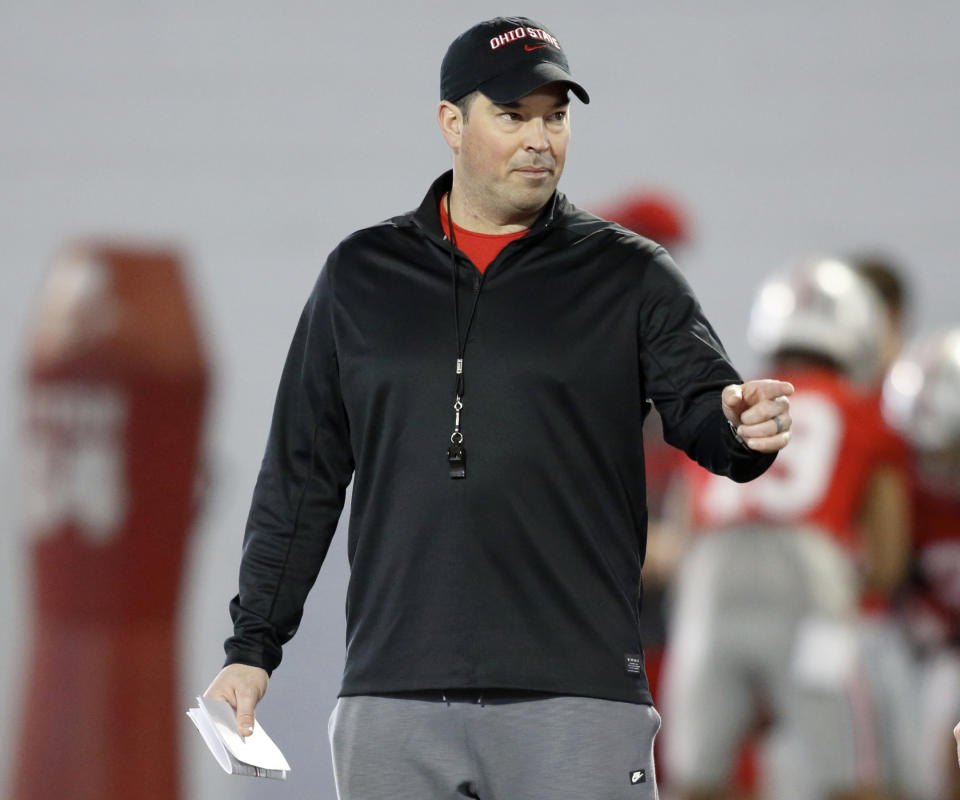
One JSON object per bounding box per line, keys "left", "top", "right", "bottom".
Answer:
{"left": 1, "top": 2, "right": 958, "bottom": 798}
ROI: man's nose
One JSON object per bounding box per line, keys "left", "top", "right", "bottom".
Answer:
{"left": 522, "top": 119, "right": 550, "bottom": 152}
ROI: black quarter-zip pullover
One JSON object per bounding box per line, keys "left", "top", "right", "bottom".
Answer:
{"left": 225, "top": 171, "right": 774, "bottom": 704}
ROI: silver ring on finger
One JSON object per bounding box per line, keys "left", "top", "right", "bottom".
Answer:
{"left": 773, "top": 414, "right": 784, "bottom": 434}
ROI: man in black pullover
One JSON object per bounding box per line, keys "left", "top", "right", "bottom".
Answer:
{"left": 205, "top": 16, "right": 794, "bottom": 800}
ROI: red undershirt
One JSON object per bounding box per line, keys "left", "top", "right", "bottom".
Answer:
{"left": 439, "top": 194, "right": 529, "bottom": 273}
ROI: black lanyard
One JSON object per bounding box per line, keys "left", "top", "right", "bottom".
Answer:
{"left": 445, "top": 192, "right": 485, "bottom": 479}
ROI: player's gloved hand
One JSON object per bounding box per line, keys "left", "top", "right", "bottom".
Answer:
{"left": 204, "top": 663, "right": 269, "bottom": 737}
{"left": 722, "top": 379, "right": 794, "bottom": 453}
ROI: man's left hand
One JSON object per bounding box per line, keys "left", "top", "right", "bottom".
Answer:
{"left": 722, "top": 379, "right": 794, "bottom": 453}
{"left": 953, "top": 720, "right": 960, "bottom": 766}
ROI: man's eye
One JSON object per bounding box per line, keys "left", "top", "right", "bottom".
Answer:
{"left": 550, "top": 111, "right": 567, "bottom": 122}
{"left": 500, "top": 112, "right": 521, "bottom": 122}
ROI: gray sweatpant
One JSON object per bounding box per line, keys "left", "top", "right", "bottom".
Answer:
{"left": 328, "top": 691, "right": 661, "bottom": 799}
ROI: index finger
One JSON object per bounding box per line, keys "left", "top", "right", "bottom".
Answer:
{"left": 744, "top": 379, "right": 795, "bottom": 403}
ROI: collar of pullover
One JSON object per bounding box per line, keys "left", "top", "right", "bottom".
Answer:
{"left": 402, "top": 170, "right": 568, "bottom": 246}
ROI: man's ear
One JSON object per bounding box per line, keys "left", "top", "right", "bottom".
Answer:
{"left": 437, "top": 101, "right": 463, "bottom": 152}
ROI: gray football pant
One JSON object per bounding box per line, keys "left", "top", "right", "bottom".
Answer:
{"left": 328, "top": 692, "right": 661, "bottom": 799}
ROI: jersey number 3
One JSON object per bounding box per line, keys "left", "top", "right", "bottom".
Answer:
{"left": 704, "top": 392, "right": 842, "bottom": 524}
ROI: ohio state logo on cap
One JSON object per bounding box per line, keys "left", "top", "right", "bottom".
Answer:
{"left": 440, "top": 16, "right": 590, "bottom": 105}
{"left": 488, "top": 25, "right": 561, "bottom": 51}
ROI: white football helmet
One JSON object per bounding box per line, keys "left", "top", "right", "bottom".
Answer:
{"left": 748, "top": 256, "right": 889, "bottom": 385}
{"left": 883, "top": 328, "right": 960, "bottom": 454}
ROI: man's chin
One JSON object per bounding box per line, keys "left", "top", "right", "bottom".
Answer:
{"left": 507, "top": 181, "right": 557, "bottom": 212}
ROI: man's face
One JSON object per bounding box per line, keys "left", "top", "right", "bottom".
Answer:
{"left": 455, "top": 83, "right": 570, "bottom": 222}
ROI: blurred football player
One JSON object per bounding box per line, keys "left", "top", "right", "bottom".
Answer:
{"left": 884, "top": 328, "right": 960, "bottom": 800}
{"left": 662, "top": 257, "right": 911, "bottom": 800}
{"left": 845, "top": 253, "right": 917, "bottom": 798}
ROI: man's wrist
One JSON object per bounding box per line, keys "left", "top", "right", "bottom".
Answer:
{"left": 223, "top": 651, "right": 275, "bottom": 677}
{"left": 725, "top": 418, "right": 750, "bottom": 451}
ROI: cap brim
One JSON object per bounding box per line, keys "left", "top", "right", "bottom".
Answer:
{"left": 479, "top": 61, "right": 590, "bottom": 105}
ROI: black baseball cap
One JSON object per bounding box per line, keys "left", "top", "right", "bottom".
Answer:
{"left": 440, "top": 16, "right": 590, "bottom": 105}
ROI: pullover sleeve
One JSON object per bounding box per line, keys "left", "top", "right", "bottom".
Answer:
{"left": 224, "top": 258, "right": 355, "bottom": 674}
{"left": 638, "top": 247, "right": 775, "bottom": 482}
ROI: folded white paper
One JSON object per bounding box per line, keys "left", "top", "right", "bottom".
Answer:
{"left": 187, "top": 696, "right": 291, "bottom": 780}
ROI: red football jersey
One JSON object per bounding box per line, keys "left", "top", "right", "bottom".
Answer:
{"left": 687, "top": 368, "right": 908, "bottom": 553}
{"left": 908, "top": 483, "right": 960, "bottom": 639}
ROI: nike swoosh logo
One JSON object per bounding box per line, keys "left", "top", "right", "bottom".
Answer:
{"left": 524, "top": 44, "right": 548, "bottom": 51}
